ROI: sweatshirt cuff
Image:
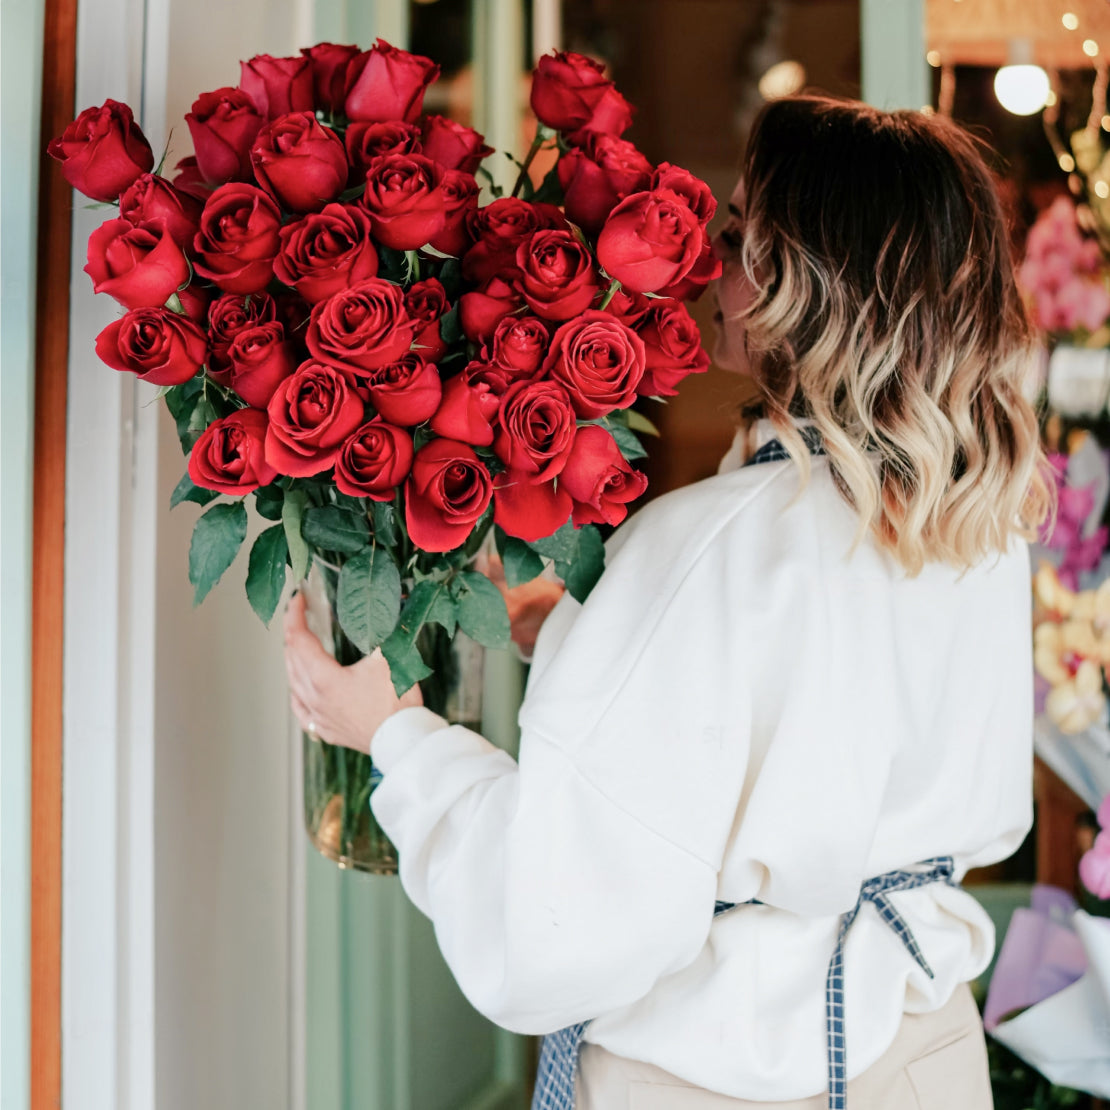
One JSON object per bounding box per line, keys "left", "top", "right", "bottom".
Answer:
{"left": 370, "top": 706, "right": 449, "bottom": 773}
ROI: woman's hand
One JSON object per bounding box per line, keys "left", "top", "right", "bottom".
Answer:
{"left": 283, "top": 591, "right": 423, "bottom": 754}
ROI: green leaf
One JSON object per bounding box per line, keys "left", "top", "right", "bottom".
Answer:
{"left": 370, "top": 500, "right": 399, "bottom": 546}
{"left": 605, "top": 422, "right": 648, "bottom": 461}
{"left": 527, "top": 518, "right": 578, "bottom": 564}
{"left": 302, "top": 504, "right": 371, "bottom": 555}
{"left": 495, "top": 526, "right": 545, "bottom": 588}
{"left": 438, "top": 304, "right": 462, "bottom": 348}
{"left": 450, "top": 571, "right": 510, "bottom": 649}
{"left": 336, "top": 546, "right": 402, "bottom": 654}
{"left": 165, "top": 376, "right": 205, "bottom": 453}
{"left": 561, "top": 524, "right": 605, "bottom": 604}
{"left": 245, "top": 524, "right": 289, "bottom": 625}
{"left": 625, "top": 409, "right": 661, "bottom": 437}
{"left": 437, "top": 258, "right": 463, "bottom": 300}
{"left": 282, "top": 489, "right": 310, "bottom": 584}
{"left": 253, "top": 484, "right": 284, "bottom": 521}
{"left": 188, "top": 501, "right": 248, "bottom": 605}
{"left": 532, "top": 164, "right": 565, "bottom": 206}
{"left": 402, "top": 578, "right": 458, "bottom": 637}
{"left": 380, "top": 631, "right": 432, "bottom": 697}
{"left": 170, "top": 470, "right": 220, "bottom": 509}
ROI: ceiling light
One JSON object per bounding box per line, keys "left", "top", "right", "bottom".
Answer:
{"left": 1083, "top": 40, "right": 1100, "bottom": 57}
{"left": 758, "top": 60, "right": 806, "bottom": 101}
{"left": 1063, "top": 13, "right": 1080, "bottom": 31}
{"left": 995, "top": 65, "right": 1050, "bottom": 115}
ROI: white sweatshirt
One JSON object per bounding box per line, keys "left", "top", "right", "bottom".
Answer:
{"left": 369, "top": 419, "right": 1033, "bottom": 1100}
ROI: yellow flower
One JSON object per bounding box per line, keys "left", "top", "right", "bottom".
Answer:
{"left": 1046, "top": 659, "right": 1107, "bottom": 734}
{"left": 1035, "top": 623, "right": 1071, "bottom": 685}
{"left": 1034, "top": 563, "right": 1076, "bottom": 618}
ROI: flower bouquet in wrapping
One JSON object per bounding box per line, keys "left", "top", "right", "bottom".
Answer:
{"left": 49, "top": 41, "right": 720, "bottom": 871}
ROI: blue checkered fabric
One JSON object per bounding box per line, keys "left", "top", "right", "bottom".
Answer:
{"left": 745, "top": 427, "right": 825, "bottom": 467}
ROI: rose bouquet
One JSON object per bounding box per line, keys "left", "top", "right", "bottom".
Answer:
{"left": 50, "top": 41, "right": 719, "bottom": 869}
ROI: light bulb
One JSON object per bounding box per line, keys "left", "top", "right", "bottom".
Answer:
{"left": 758, "top": 61, "right": 806, "bottom": 101}
{"left": 994, "top": 65, "right": 1050, "bottom": 115}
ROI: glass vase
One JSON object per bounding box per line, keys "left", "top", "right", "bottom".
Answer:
{"left": 301, "top": 557, "right": 484, "bottom": 875}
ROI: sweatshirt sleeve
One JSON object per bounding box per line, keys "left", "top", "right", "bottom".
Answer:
{"left": 368, "top": 485, "right": 762, "bottom": 1034}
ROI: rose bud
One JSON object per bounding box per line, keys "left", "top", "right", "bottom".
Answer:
{"left": 404, "top": 439, "right": 493, "bottom": 553}
{"left": 569, "top": 84, "right": 634, "bottom": 145}
{"left": 634, "top": 301, "right": 710, "bottom": 397}
{"left": 171, "top": 156, "right": 213, "bottom": 202}
{"left": 494, "top": 379, "right": 577, "bottom": 479}
{"left": 48, "top": 99, "right": 154, "bottom": 202}
{"left": 366, "top": 352, "right": 442, "bottom": 426}
{"left": 250, "top": 112, "right": 349, "bottom": 214}
{"left": 559, "top": 424, "right": 648, "bottom": 527}
{"left": 558, "top": 133, "right": 652, "bottom": 236}
{"left": 188, "top": 408, "right": 278, "bottom": 494}
{"left": 529, "top": 52, "right": 612, "bottom": 135}
{"left": 265, "top": 360, "right": 366, "bottom": 477}
{"left": 207, "top": 291, "right": 278, "bottom": 378}
{"left": 192, "top": 183, "right": 282, "bottom": 295}
{"left": 429, "top": 169, "right": 480, "bottom": 257}
{"left": 515, "top": 228, "right": 600, "bottom": 322}
{"left": 405, "top": 278, "right": 450, "bottom": 362}
{"left": 119, "top": 173, "right": 203, "bottom": 247}
{"left": 95, "top": 307, "right": 207, "bottom": 387}
{"left": 345, "top": 120, "right": 423, "bottom": 181}
{"left": 176, "top": 283, "right": 213, "bottom": 324}
{"left": 239, "top": 53, "right": 315, "bottom": 120}
{"left": 300, "top": 42, "right": 361, "bottom": 115}
{"left": 305, "top": 278, "right": 416, "bottom": 376}
{"left": 458, "top": 274, "right": 524, "bottom": 345}
{"left": 542, "top": 310, "right": 646, "bottom": 419}
{"left": 420, "top": 116, "right": 493, "bottom": 174}
{"left": 493, "top": 470, "right": 574, "bottom": 542}
{"left": 334, "top": 419, "right": 414, "bottom": 500}
{"left": 226, "top": 322, "right": 297, "bottom": 408}
{"left": 656, "top": 232, "right": 721, "bottom": 301}
{"left": 462, "top": 197, "right": 567, "bottom": 285}
{"left": 597, "top": 188, "right": 703, "bottom": 295}
{"left": 651, "top": 162, "right": 716, "bottom": 224}
{"left": 344, "top": 39, "right": 440, "bottom": 124}
{"left": 484, "top": 315, "right": 551, "bottom": 377}
{"left": 274, "top": 203, "right": 379, "bottom": 305}
{"left": 602, "top": 286, "right": 653, "bottom": 326}
{"left": 360, "top": 152, "right": 447, "bottom": 251}
{"left": 430, "top": 361, "right": 512, "bottom": 446}
{"left": 185, "top": 88, "right": 264, "bottom": 186}
{"left": 84, "top": 217, "right": 189, "bottom": 310}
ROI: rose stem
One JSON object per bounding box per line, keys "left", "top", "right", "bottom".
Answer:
{"left": 510, "top": 130, "right": 547, "bottom": 199}
{"left": 597, "top": 278, "right": 621, "bottom": 311}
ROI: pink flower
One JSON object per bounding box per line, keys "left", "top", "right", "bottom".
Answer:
{"left": 1079, "top": 830, "right": 1110, "bottom": 898}
{"left": 1098, "top": 792, "right": 1110, "bottom": 830}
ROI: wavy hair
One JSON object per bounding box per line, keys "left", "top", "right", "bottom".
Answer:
{"left": 735, "top": 96, "right": 1052, "bottom": 574}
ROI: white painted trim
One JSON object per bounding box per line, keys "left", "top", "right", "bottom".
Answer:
{"left": 531, "top": 0, "right": 561, "bottom": 61}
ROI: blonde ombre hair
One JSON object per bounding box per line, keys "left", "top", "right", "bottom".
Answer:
{"left": 737, "top": 96, "right": 1052, "bottom": 574}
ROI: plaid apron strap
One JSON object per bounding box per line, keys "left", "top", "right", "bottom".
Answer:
{"left": 744, "top": 427, "right": 826, "bottom": 468}
{"left": 531, "top": 1021, "right": 591, "bottom": 1110}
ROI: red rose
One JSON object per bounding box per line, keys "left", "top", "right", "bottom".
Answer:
{"left": 119, "top": 173, "right": 203, "bottom": 247}
{"left": 494, "top": 379, "right": 577, "bottom": 479}
{"left": 420, "top": 116, "right": 492, "bottom": 173}
{"left": 558, "top": 134, "right": 652, "bottom": 236}
{"left": 484, "top": 315, "right": 551, "bottom": 377}
{"left": 651, "top": 163, "right": 716, "bottom": 224}
{"left": 344, "top": 121, "right": 422, "bottom": 181}
{"left": 84, "top": 217, "right": 189, "bottom": 309}
{"left": 250, "top": 113, "right": 348, "bottom": 214}
{"left": 462, "top": 198, "right": 567, "bottom": 285}
{"left": 274, "top": 291, "right": 312, "bottom": 336}
{"left": 301, "top": 42, "right": 361, "bottom": 115}
{"left": 529, "top": 52, "right": 611, "bottom": 134}
{"left": 188, "top": 408, "right": 277, "bottom": 494}
{"left": 559, "top": 424, "right": 647, "bottom": 527}
{"left": 185, "top": 88, "right": 264, "bottom": 185}
{"left": 569, "top": 84, "right": 634, "bottom": 145}
{"left": 207, "top": 291, "right": 278, "bottom": 378}
{"left": 430, "top": 361, "right": 511, "bottom": 446}
{"left": 458, "top": 274, "right": 524, "bottom": 345}
{"left": 171, "top": 156, "right": 212, "bottom": 202}
{"left": 344, "top": 40, "right": 440, "bottom": 124}
{"left": 430, "top": 169, "right": 479, "bottom": 257}
{"left": 265, "top": 360, "right": 366, "bottom": 477}
{"left": 656, "top": 232, "right": 721, "bottom": 301}
{"left": 274, "top": 203, "right": 378, "bottom": 304}
{"left": 596, "top": 188, "right": 703, "bottom": 295}
{"left": 305, "top": 279, "right": 416, "bottom": 376}
{"left": 192, "top": 183, "right": 282, "bottom": 294}
{"left": 405, "top": 279, "right": 450, "bottom": 362}
{"left": 602, "top": 286, "right": 653, "bottom": 326}
{"left": 633, "top": 302, "right": 710, "bottom": 397}
{"left": 360, "top": 153, "right": 446, "bottom": 251}
{"left": 515, "top": 228, "right": 600, "bottom": 321}
{"left": 405, "top": 440, "right": 493, "bottom": 552}
{"left": 542, "top": 310, "right": 646, "bottom": 419}
{"left": 95, "top": 307, "right": 207, "bottom": 386}
{"left": 48, "top": 99, "right": 154, "bottom": 202}
{"left": 226, "top": 322, "right": 297, "bottom": 408}
{"left": 366, "top": 353, "right": 442, "bottom": 426}
{"left": 239, "top": 54, "right": 315, "bottom": 119}
{"left": 335, "top": 419, "right": 414, "bottom": 500}
{"left": 492, "top": 471, "right": 574, "bottom": 542}
{"left": 177, "top": 283, "right": 213, "bottom": 324}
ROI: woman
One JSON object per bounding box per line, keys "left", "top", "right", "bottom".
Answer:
{"left": 284, "top": 96, "right": 1050, "bottom": 1109}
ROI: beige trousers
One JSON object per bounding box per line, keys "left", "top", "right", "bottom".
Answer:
{"left": 574, "top": 984, "right": 992, "bottom": 1110}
